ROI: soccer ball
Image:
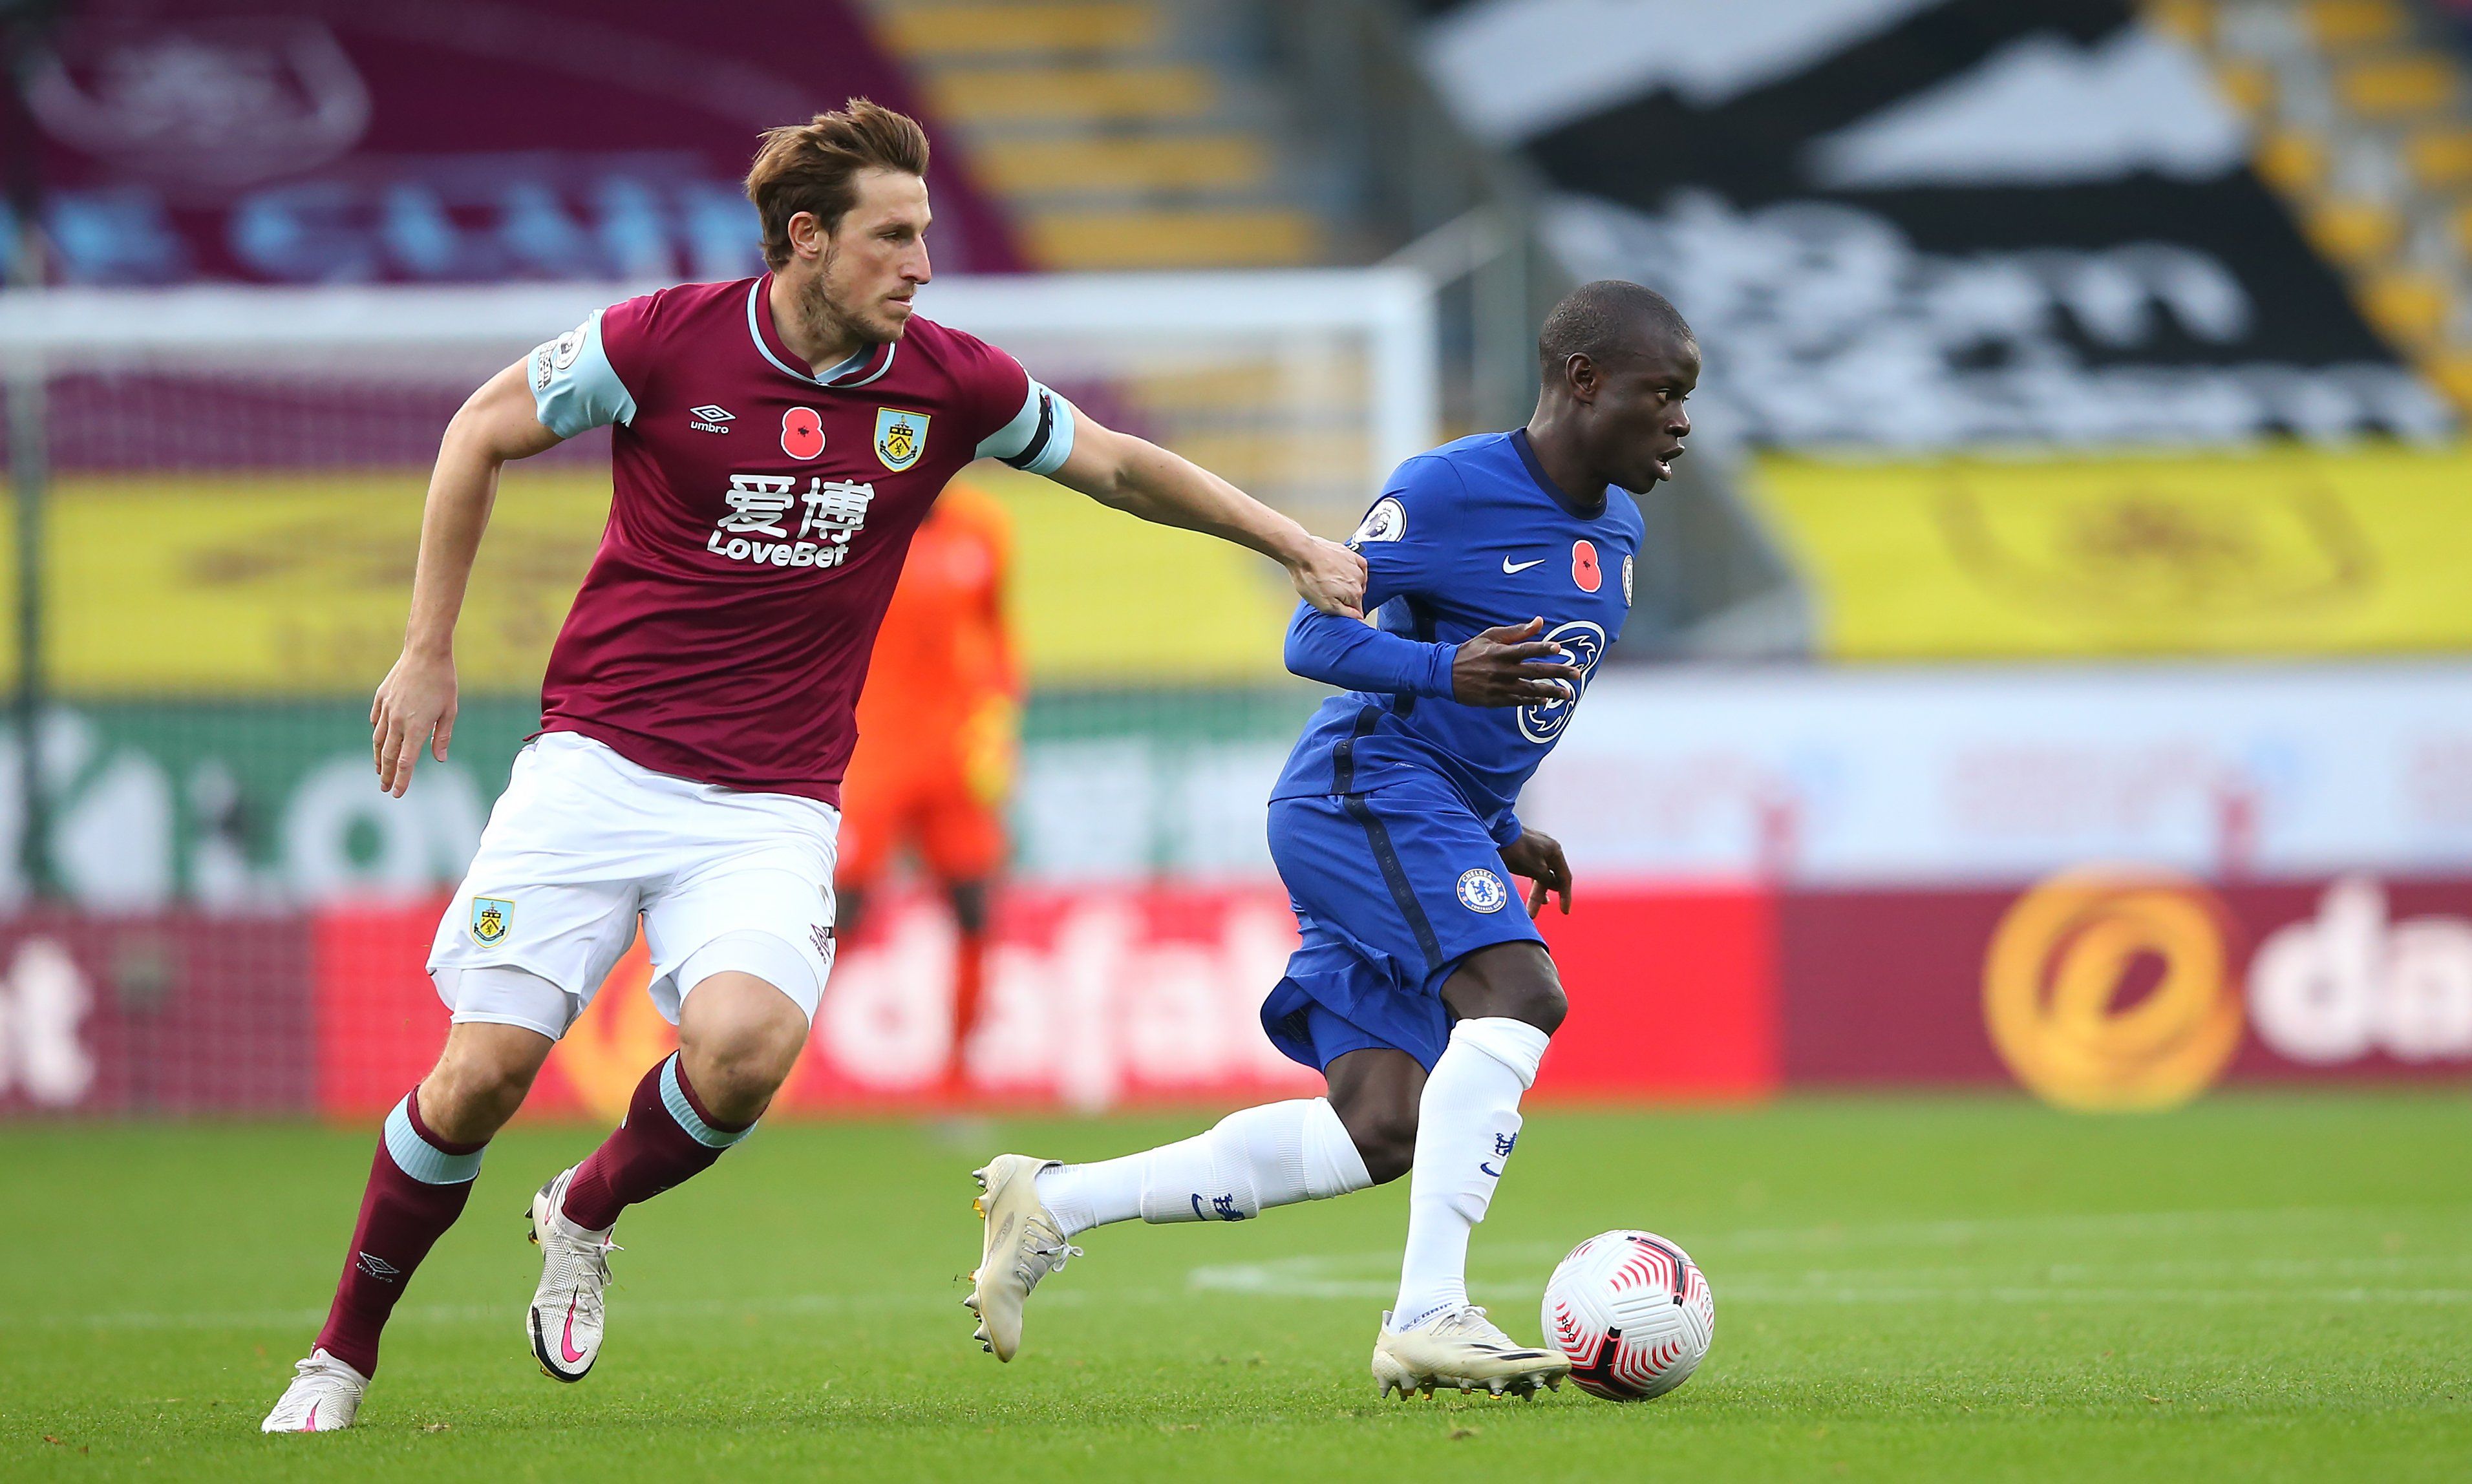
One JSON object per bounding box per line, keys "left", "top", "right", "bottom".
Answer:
{"left": 1540, "top": 1230, "right": 1714, "bottom": 1401}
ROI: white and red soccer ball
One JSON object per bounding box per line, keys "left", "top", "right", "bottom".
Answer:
{"left": 1540, "top": 1230, "right": 1715, "bottom": 1401}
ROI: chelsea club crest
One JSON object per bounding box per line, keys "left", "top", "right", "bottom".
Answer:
{"left": 1456, "top": 869, "right": 1509, "bottom": 914}
{"left": 470, "top": 896, "right": 513, "bottom": 946}
{"left": 874, "top": 407, "right": 930, "bottom": 472}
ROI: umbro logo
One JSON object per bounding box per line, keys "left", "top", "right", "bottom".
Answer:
{"left": 1502, "top": 556, "right": 1544, "bottom": 574}
{"left": 688, "top": 405, "right": 735, "bottom": 434}
{"left": 356, "top": 1251, "right": 401, "bottom": 1282}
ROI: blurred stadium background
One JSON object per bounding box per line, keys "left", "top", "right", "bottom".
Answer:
{"left": 0, "top": 0, "right": 2470, "bottom": 1130}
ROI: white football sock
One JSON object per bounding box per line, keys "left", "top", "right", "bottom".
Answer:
{"left": 1035, "top": 1097, "right": 1370, "bottom": 1238}
{"left": 1391, "top": 1017, "right": 1551, "bottom": 1332}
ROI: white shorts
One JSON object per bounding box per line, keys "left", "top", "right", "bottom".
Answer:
{"left": 429, "top": 732, "right": 840, "bottom": 1040}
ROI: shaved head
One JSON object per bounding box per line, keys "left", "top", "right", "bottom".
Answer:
{"left": 1537, "top": 280, "right": 1694, "bottom": 376}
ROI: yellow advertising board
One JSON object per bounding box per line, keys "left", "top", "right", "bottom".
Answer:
{"left": 8, "top": 463, "right": 1290, "bottom": 697}
{"left": 1747, "top": 445, "right": 2472, "bottom": 658}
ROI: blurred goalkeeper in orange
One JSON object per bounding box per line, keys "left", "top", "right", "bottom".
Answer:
{"left": 835, "top": 478, "right": 1019, "bottom": 1090}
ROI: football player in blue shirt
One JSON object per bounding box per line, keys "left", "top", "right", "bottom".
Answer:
{"left": 969, "top": 281, "right": 1696, "bottom": 1397}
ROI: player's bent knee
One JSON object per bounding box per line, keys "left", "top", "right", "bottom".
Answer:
{"left": 1347, "top": 1108, "right": 1419, "bottom": 1186}
{"left": 676, "top": 942, "right": 816, "bottom": 1120}
{"left": 422, "top": 1010, "right": 557, "bottom": 1141}
{"left": 1442, "top": 944, "right": 1568, "bottom": 1035}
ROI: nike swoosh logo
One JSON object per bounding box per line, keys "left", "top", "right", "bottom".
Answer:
{"left": 1480, "top": 1161, "right": 1504, "bottom": 1178}
{"left": 560, "top": 1296, "right": 588, "bottom": 1365}
{"left": 302, "top": 1401, "right": 319, "bottom": 1431}
{"left": 1502, "top": 557, "right": 1544, "bottom": 574}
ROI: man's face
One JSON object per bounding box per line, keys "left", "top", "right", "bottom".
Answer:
{"left": 1585, "top": 338, "right": 1697, "bottom": 493}
{"left": 811, "top": 168, "right": 933, "bottom": 343}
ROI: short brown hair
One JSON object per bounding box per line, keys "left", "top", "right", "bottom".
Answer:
{"left": 744, "top": 99, "right": 930, "bottom": 269}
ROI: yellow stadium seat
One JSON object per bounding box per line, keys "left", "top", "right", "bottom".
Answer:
{"left": 2211, "top": 59, "right": 2275, "bottom": 120}
{"left": 972, "top": 135, "right": 1270, "bottom": 195}
{"left": 875, "top": 3, "right": 1160, "bottom": 58}
{"left": 2334, "top": 55, "right": 2458, "bottom": 119}
{"left": 924, "top": 64, "right": 1214, "bottom": 124}
{"left": 2253, "top": 130, "right": 2328, "bottom": 194}
{"left": 2303, "top": 198, "right": 2402, "bottom": 263}
{"left": 1021, "top": 207, "right": 1320, "bottom": 269}
{"left": 2356, "top": 271, "right": 2452, "bottom": 348}
{"left": 2405, "top": 128, "right": 2472, "bottom": 191}
{"left": 2304, "top": 0, "right": 2407, "bottom": 50}
{"left": 2144, "top": 0, "right": 2213, "bottom": 47}
{"left": 2423, "top": 352, "right": 2472, "bottom": 417}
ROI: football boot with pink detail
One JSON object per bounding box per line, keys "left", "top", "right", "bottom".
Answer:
{"left": 260, "top": 1348, "right": 368, "bottom": 1432}
{"left": 526, "top": 1165, "right": 621, "bottom": 1383}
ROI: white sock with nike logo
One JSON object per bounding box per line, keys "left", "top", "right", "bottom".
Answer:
{"left": 1036, "top": 1097, "right": 1370, "bottom": 1238}
{"left": 1390, "top": 1016, "right": 1551, "bottom": 1332}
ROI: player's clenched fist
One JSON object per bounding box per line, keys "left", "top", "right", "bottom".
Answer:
{"left": 1286, "top": 536, "right": 1369, "bottom": 618}
{"left": 1451, "top": 617, "right": 1584, "bottom": 708}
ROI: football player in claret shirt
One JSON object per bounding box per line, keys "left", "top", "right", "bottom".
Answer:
{"left": 966, "top": 282, "right": 1696, "bottom": 1399}
{"left": 261, "top": 100, "right": 1365, "bottom": 1432}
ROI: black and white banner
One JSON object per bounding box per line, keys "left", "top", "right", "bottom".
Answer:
{"left": 1414, "top": 0, "right": 2453, "bottom": 449}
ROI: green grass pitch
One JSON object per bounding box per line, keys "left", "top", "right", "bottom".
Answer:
{"left": 5, "top": 1092, "right": 2470, "bottom": 1481}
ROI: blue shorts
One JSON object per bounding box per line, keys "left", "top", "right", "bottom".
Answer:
{"left": 1259, "top": 773, "right": 1543, "bottom": 1072}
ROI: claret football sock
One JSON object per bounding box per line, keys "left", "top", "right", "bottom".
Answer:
{"left": 560, "top": 1053, "right": 755, "bottom": 1232}
{"left": 312, "top": 1086, "right": 487, "bottom": 1377}
{"left": 1390, "top": 1017, "right": 1551, "bottom": 1332}
{"left": 1035, "top": 1097, "right": 1370, "bottom": 1238}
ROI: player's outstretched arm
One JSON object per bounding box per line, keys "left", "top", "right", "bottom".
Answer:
{"left": 1049, "top": 408, "right": 1366, "bottom": 617}
{"left": 372, "top": 360, "right": 564, "bottom": 797}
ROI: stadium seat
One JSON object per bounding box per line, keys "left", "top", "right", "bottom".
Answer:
{"left": 974, "top": 136, "right": 1271, "bottom": 195}
{"left": 2356, "top": 268, "right": 2453, "bottom": 345}
{"left": 2335, "top": 55, "right": 2458, "bottom": 118}
{"left": 2404, "top": 126, "right": 2472, "bottom": 189}
{"left": 1022, "top": 207, "right": 1318, "bottom": 268}
{"left": 2303, "top": 0, "right": 2408, "bottom": 50}
{"left": 876, "top": 1, "right": 1160, "bottom": 56}
{"left": 862, "top": 0, "right": 1348, "bottom": 272}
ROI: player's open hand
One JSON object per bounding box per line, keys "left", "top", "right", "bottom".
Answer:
{"left": 1500, "top": 828, "right": 1573, "bottom": 917}
{"left": 371, "top": 650, "right": 458, "bottom": 798}
{"left": 1453, "top": 618, "right": 1584, "bottom": 708}
{"left": 1287, "top": 536, "right": 1368, "bottom": 618}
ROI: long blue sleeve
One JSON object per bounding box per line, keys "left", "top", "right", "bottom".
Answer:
{"left": 1284, "top": 603, "right": 1457, "bottom": 699}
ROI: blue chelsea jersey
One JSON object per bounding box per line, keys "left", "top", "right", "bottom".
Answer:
{"left": 1271, "top": 429, "right": 1643, "bottom": 841}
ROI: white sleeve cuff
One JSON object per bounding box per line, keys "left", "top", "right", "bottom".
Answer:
{"left": 975, "top": 379, "right": 1076, "bottom": 476}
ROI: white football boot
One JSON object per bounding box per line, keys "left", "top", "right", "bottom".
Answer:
{"left": 964, "top": 1154, "right": 1082, "bottom": 1362}
{"left": 1371, "top": 1305, "right": 1570, "bottom": 1399}
{"left": 526, "top": 1166, "right": 621, "bottom": 1383}
{"left": 259, "top": 1348, "right": 369, "bottom": 1432}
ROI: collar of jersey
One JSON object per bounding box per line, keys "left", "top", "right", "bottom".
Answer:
{"left": 1509, "top": 427, "right": 1608, "bottom": 520}
{"left": 746, "top": 274, "right": 898, "bottom": 390}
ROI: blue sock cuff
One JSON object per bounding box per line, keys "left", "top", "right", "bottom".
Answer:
{"left": 382, "top": 1096, "right": 485, "bottom": 1185}
{"left": 659, "top": 1055, "right": 755, "bottom": 1150}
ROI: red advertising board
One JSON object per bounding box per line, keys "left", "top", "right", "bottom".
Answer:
{"left": 1780, "top": 871, "right": 2472, "bottom": 1104}
{"left": 0, "top": 911, "right": 312, "bottom": 1116}
{"left": 308, "top": 883, "right": 1782, "bottom": 1121}
{"left": 11, "top": 871, "right": 2462, "bottom": 1119}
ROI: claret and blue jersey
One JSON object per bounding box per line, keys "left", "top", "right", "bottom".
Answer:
{"left": 1258, "top": 429, "right": 1644, "bottom": 1075}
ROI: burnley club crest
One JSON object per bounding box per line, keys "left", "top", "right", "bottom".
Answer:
{"left": 874, "top": 408, "right": 929, "bottom": 472}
